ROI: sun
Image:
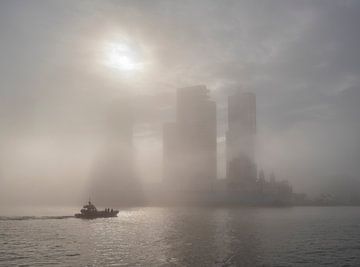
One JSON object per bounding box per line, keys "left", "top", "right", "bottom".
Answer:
{"left": 104, "top": 42, "right": 144, "bottom": 72}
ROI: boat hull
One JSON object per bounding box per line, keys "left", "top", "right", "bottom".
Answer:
{"left": 74, "top": 211, "right": 119, "bottom": 219}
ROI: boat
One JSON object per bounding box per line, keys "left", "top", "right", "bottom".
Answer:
{"left": 74, "top": 201, "right": 119, "bottom": 219}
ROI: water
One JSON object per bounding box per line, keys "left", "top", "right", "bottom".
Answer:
{"left": 0, "top": 207, "right": 360, "bottom": 266}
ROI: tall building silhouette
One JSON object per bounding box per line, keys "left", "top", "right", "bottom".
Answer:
{"left": 226, "top": 92, "right": 257, "bottom": 192}
{"left": 163, "top": 85, "right": 217, "bottom": 192}
{"left": 91, "top": 99, "right": 143, "bottom": 205}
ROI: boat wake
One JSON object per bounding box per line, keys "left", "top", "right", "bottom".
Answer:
{"left": 0, "top": 215, "right": 73, "bottom": 221}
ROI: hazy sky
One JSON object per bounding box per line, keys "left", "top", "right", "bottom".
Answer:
{"left": 1, "top": 0, "right": 360, "bottom": 204}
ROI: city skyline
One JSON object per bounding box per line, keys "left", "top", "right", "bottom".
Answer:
{"left": 1, "top": 0, "right": 360, "bottom": 206}
{"left": 1, "top": 2, "right": 360, "bottom": 266}
{"left": 160, "top": 86, "right": 293, "bottom": 205}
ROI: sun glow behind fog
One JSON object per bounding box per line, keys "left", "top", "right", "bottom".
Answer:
{"left": 104, "top": 42, "right": 144, "bottom": 72}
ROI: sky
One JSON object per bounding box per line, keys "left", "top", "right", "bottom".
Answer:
{"left": 0, "top": 0, "right": 360, "bottom": 205}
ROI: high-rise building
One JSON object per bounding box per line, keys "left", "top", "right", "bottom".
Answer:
{"left": 163, "top": 85, "right": 217, "bottom": 192}
{"left": 226, "top": 92, "right": 257, "bottom": 192}
{"left": 91, "top": 99, "right": 143, "bottom": 205}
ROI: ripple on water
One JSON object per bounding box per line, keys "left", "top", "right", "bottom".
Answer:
{"left": 0, "top": 207, "right": 360, "bottom": 266}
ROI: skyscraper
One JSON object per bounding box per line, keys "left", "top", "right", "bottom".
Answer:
{"left": 163, "top": 85, "right": 217, "bottom": 192}
{"left": 91, "top": 99, "right": 143, "bottom": 205}
{"left": 226, "top": 92, "right": 257, "bottom": 192}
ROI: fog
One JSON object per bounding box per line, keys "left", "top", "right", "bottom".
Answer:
{"left": 1, "top": 0, "right": 360, "bottom": 207}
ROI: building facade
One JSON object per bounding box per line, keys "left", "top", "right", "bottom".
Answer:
{"left": 163, "top": 85, "right": 217, "bottom": 192}
{"left": 226, "top": 92, "right": 257, "bottom": 192}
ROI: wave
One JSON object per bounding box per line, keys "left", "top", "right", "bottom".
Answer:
{"left": 0, "top": 215, "right": 73, "bottom": 221}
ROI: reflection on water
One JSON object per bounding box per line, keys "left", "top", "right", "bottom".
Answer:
{"left": 1, "top": 207, "right": 360, "bottom": 266}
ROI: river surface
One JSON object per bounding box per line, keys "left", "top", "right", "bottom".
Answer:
{"left": 0, "top": 206, "right": 359, "bottom": 266}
